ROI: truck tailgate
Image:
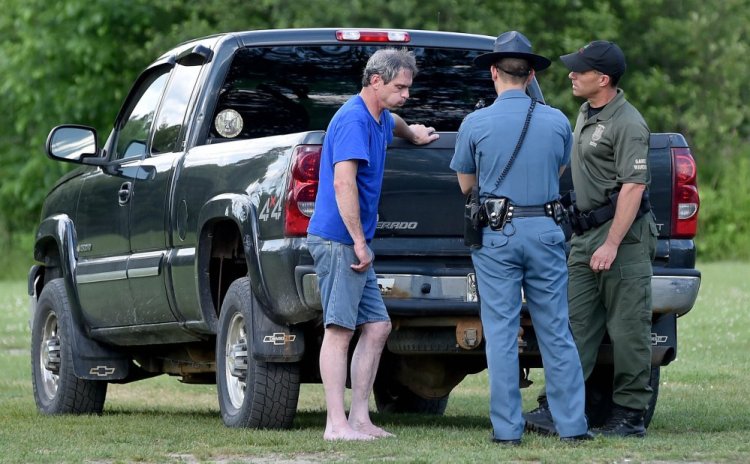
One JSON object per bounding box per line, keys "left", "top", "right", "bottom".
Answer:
{"left": 377, "top": 133, "right": 464, "bottom": 240}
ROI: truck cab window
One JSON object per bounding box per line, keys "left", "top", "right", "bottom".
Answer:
{"left": 114, "top": 70, "right": 170, "bottom": 160}
{"left": 208, "top": 46, "right": 495, "bottom": 142}
{"left": 152, "top": 63, "right": 202, "bottom": 155}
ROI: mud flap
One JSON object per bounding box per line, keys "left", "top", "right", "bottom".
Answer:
{"left": 250, "top": 306, "right": 304, "bottom": 362}
{"left": 650, "top": 313, "right": 677, "bottom": 366}
{"left": 66, "top": 310, "right": 131, "bottom": 381}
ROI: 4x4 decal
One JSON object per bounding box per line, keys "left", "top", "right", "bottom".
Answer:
{"left": 259, "top": 195, "right": 282, "bottom": 221}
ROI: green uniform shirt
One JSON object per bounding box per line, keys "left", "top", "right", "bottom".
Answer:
{"left": 571, "top": 89, "right": 650, "bottom": 212}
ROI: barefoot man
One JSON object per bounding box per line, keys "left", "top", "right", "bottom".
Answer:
{"left": 307, "top": 48, "right": 439, "bottom": 440}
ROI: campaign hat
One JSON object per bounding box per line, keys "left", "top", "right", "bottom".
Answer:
{"left": 474, "top": 31, "right": 551, "bottom": 71}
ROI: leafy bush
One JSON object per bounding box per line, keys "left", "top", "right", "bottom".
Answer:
{"left": 696, "top": 145, "right": 750, "bottom": 261}
{"left": 1, "top": 0, "right": 748, "bottom": 266}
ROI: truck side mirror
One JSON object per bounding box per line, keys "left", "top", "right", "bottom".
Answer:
{"left": 45, "top": 125, "right": 108, "bottom": 166}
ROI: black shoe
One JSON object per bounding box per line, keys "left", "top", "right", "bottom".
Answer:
{"left": 593, "top": 404, "right": 646, "bottom": 438}
{"left": 560, "top": 431, "right": 594, "bottom": 443}
{"left": 491, "top": 437, "right": 522, "bottom": 446}
{"left": 523, "top": 399, "right": 557, "bottom": 436}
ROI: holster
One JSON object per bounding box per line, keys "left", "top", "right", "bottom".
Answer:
{"left": 463, "top": 186, "right": 486, "bottom": 248}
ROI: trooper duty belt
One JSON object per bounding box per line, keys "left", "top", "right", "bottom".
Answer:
{"left": 483, "top": 197, "right": 565, "bottom": 231}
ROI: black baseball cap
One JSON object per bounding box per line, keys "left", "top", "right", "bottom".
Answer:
{"left": 560, "top": 40, "right": 626, "bottom": 79}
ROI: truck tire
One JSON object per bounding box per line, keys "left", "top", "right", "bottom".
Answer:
{"left": 216, "top": 278, "right": 300, "bottom": 428}
{"left": 31, "top": 279, "right": 107, "bottom": 414}
{"left": 585, "top": 364, "right": 660, "bottom": 428}
{"left": 373, "top": 379, "right": 449, "bottom": 415}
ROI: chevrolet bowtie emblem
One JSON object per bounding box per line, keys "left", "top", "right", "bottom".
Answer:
{"left": 262, "top": 332, "right": 297, "bottom": 345}
{"left": 89, "top": 365, "right": 116, "bottom": 377}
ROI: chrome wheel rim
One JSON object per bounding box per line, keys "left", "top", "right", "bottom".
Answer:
{"left": 225, "top": 312, "right": 248, "bottom": 409}
{"left": 39, "top": 311, "right": 61, "bottom": 400}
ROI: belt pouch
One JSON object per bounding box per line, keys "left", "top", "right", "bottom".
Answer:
{"left": 486, "top": 197, "right": 509, "bottom": 230}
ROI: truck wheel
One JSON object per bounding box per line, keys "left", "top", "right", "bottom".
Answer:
{"left": 31, "top": 279, "right": 107, "bottom": 414}
{"left": 585, "top": 364, "right": 660, "bottom": 428}
{"left": 374, "top": 380, "right": 449, "bottom": 415}
{"left": 216, "top": 278, "right": 300, "bottom": 428}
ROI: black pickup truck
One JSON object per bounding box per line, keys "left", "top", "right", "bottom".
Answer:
{"left": 29, "top": 28, "right": 701, "bottom": 428}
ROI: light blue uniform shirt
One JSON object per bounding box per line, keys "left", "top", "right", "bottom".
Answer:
{"left": 450, "top": 89, "right": 572, "bottom": 206}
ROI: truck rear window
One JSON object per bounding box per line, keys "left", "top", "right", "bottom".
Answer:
{"left": 210, "top": 45, "right": 496, "bottom": 140}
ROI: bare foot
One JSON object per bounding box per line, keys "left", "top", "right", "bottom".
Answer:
{"left": 324, "top": 426, "right": 375, "bottom": 441}
{"left": 350, "top": 421, "right": 395, "bottom": 438}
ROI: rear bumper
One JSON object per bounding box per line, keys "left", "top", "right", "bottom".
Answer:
{"left": 651, "top": 267, "right": 701, "bottom": 317}
{"left": 296, "top": 265, "right": 701, "bottom": 317}
{"left": 296, "top": 264, "right": 478, "bottom": 316}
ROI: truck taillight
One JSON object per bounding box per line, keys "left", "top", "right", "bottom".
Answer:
{"left": 336, "top": 29, "right": 410, "bottom": 42}
{"left": 284, "top": 145, "right": 321, "bottom": 237}
{"left": 671, "top": 147, "right": 699, "bottom": 238}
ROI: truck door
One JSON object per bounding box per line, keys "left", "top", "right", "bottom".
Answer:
{"left": 126, "top": 60, "right": 203, "bottom": 325}
{"left": 75, "top": 65, "right": 171, "bottom": 328}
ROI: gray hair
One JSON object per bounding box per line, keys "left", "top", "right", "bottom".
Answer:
{"left": 361, "top": 48, "right": 418, "bottom": 87}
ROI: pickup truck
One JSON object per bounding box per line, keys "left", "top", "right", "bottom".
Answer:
{"left": 29, "top": 27, "right": 701, "bottom": 429}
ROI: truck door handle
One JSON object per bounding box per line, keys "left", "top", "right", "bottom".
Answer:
{"left": 118, "top": 182, "right": 132, "bottom": 205}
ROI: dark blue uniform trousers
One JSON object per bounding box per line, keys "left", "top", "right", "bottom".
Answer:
{"left": 472, "top": 217, "right": 588, "bottom": 440}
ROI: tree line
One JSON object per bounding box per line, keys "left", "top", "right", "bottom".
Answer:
{"left": 1, "top": 0, "right": 748, "bottom": 262}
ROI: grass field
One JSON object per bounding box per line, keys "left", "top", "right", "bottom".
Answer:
{"left": 1, "top": 262, "right": 749, "bottom": 463}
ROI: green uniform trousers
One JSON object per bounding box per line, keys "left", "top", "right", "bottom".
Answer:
{"left": 568, "top": 213, "right": 658, "bottom": 411}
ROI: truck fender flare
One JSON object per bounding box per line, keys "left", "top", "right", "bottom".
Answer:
{"left": 197, "top": 194, "right": 273, "bottom": 311}
{"left": 33, "top": 214, "right": 78, "bottom": 285}
{"left": 31, "top": 215, "right": 129, "bottom": 380}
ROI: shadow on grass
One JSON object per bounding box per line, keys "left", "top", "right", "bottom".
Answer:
{"left": 98, "top": 407, "right": 489, "bottom": 434}
{"left": 103, "top": 408, "right": 219, "bottom": 421}
{"left": 292, "top": 410, "right": 488, "bottom": 431}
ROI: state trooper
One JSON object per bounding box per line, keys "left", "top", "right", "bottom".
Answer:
{"left": 450, "top": 31, "right": 591, "bottom": 445}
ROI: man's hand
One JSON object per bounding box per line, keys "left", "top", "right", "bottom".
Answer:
{"left": 393, "top": 114, "right": 439, "bottom": 145}
{"left": 351, "top": 242, "right": 373, "bottom": 272}
{"left": 408, "top": 123, "right": 440, "bottom": 145}
{"left": 591, "top": 183, "right": 646, "bottom": 272}
{"left": 590, "top": 242, "right": 618, "bottom": 272}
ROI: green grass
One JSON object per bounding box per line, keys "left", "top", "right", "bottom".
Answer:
{"left": 2, "top": 262, "right": 749, "bottom": 463}
{"left": 0, "top": 232, "right": 35, "bottom": 281}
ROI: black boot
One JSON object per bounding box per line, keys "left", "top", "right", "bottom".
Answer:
{"left": 523, "top": 398, "right": 557, "bottom": 436}
{"left": 593, "top": 404, "right": 646, "bottom": 438}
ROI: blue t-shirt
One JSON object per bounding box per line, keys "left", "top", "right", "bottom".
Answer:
{"left": 308, "top": 95, "right": 394, "bottom": 244}
{"left": 450, "top": 89, "right": 571, "bottom": 206}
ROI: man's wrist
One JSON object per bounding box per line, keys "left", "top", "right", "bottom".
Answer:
{"left": 353, "top": 239, "right": 367, "bottom": 248}
{"left": 604, "top": 236, "right": 621, "bottom": 249}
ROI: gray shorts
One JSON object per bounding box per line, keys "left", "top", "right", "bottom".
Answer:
{"left": 307, "top": 234, "right": 389, "bottom": 330}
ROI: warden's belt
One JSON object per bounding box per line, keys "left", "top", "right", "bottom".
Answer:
{"left": 569, "top": 190, "right": 651, "bottom": 235}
